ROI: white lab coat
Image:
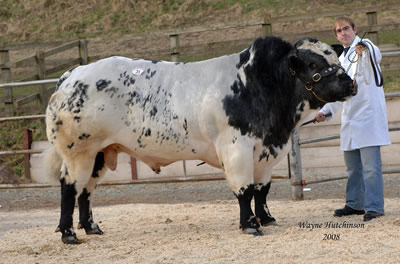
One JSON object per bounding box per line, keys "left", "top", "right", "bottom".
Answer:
{"left": 319, "top": 35, "right": 391, "bottom": 151}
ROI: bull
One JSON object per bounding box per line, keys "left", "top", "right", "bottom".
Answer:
{"left": 44, "top": 36, "right": 356, "bottom": 244}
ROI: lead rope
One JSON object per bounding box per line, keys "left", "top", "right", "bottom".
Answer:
{"left": 345, "top": 51, "right": 361, "bottom": 82}
{"left": 307, "top": 86, "right": 328, "bottom": 103}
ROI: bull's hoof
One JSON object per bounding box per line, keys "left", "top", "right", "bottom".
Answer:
{"left": 78, "top": 223, "right": 104, "bottom": 235}
{"left": 86, "top": 227, "right": 104, "bottom": 235}
{"left": 257, "top": 216, "right": 278, "bottom": 226}
{"left": 240, "top": 216, "right": 264, "bottom": 236}
{"left": 62, "top": 235, "right": 81, "bottom": 245}
{"left": 242, "top": 227, "right": 264, "bottom": 236}
{"left": 56, "top": 226, "right": 80, "bottom": 244}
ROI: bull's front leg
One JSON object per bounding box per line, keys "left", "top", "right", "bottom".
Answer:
{"left": 219, "top": 140, "right": 263, "bottom": 236}
{"left": 234, "top": 184, "right": 263, "bottom": 236}
{"left": 254, "top": 182, "right": 276, "bottom": 226}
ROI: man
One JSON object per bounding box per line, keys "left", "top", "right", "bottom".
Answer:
{"left": 315, "top": 16, "right": 391, "bottom": 221}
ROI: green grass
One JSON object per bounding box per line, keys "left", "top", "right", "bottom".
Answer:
{"left": 162, "top": 0, "right": 185, "bottom": 12}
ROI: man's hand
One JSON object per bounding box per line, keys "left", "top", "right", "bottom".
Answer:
{"left": 314, "top": 112, "right": 327, "bottom": 122}
{"left": 355, "top": 43, "right": 366, "bottom": 56}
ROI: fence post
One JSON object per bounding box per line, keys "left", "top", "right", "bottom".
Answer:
{"left": 169, "top": 34, "right": 187, "bottom": 177}
{"left": 36, "top": 50, "right": 49, "bottom": 114}
{"left": 130, "top": 157, "right": 137, "bottom": 180}
{"left": 170, "top": 34, "right": 180, "bottom": 62}
{"left": 23, "top": 129, "right": 33, "bottom": 181}
{"left": 262, "top": 15, "right": 272, "bottom": 37}
{"left": 289, "top": 128, "right": 304, "bottom": 200}
{"left": 0, "top": 49, "right": 15, "bottom": 116}
{"left": 366, "top": 11, "right": 379, "bottom": 44}
{"left": 79, "top": 40, "right": 89, "bottom": 65}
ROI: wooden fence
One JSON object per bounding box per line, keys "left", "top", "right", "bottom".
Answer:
{"left": 0, "top": 40, "right": 88, "bottom": 116}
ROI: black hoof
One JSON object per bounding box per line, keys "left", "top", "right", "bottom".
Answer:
{"left": 78, "top": 223, "right": 104, "bottom": 235}
{"left": 62, "top": 235, "right": 80, "bottom": 244}
{"left": 257, "top": 216, "right": 278, "bottom": 226}
{"left": 242, "top": 227, "right": 264, "bottom": 236}
{"left": 263, "top": 220, "right": 277, "bottom": 226}
{"left": 57, "top": 226, "right": 80, "bottom": 244}
{"left": 86, "top": 227, "right": 104, "bottom": 235}
{"left": 240, "top": 216, "right": 263, "bottom": 235}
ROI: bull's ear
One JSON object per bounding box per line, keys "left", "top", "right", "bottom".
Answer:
{"left": 288, "top": 49, "right": 300, "bottom": 71}
{"left": 331, "top": 44, "right": 344, "bottom": 57}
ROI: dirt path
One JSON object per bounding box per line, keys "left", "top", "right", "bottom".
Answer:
{"left": 1, "top": 198, "right": 400, "bottom": 263}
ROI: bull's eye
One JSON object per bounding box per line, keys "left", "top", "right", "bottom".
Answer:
{"left": 309, "top": 63, "right": 317, "bottom": 69}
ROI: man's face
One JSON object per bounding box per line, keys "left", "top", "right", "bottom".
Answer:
{"left": 335, "top": 21, "right": 357, "bottom": 47}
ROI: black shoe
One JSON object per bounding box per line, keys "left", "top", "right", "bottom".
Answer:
{"left": 363, "top": 211, "right": 384, "bottom": 222}
{"left": 334, "top": 205, "right": 365, "bottom": 217}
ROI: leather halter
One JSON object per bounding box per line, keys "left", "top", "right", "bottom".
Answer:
{"left": 289, "top": 64, "right": 342, "bottom": 103}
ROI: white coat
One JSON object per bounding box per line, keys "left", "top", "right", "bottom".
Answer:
{"left": 319, "top": 35, "right": 391, "bottom": 151}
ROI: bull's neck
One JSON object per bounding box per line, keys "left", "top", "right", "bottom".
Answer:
{"left": 222, "top": 53, "right": 309, "bottom": 150}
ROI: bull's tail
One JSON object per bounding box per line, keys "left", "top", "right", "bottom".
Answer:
{"left": 41, "top": 145, "right": 63, "bottom": 184}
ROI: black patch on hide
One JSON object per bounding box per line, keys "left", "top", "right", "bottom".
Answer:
{"left": 223, "top": 36, "right": 302, "bottom": 150}
{"left": 92, "top": 152, "right": 105, "bottom": 178}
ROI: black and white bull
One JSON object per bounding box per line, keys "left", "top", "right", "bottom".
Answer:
{"left": 44, "top": 36, "right": 356, "bottom": 244}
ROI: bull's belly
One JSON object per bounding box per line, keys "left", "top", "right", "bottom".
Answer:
{"left": 105, "top": 121, "right": 291, "bottom": 176}
{"left": 106, "top": 127, "right": 222, "bottom": 170}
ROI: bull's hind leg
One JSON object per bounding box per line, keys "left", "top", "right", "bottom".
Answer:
{"left": 77, "top": 152, "right": 107, "bottom": 236}
{"left": 56, "top": 156, "right": 96, "bottom": 244}
{"left": 57, "top": 168, "right": 79, "bottom": 244}
{"left": 254, "top": 182, "right": 276, "bottom": 226}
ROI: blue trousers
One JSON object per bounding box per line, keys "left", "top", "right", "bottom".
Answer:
{"left": 343, "top": 146, "right": 384, "bottom": 214}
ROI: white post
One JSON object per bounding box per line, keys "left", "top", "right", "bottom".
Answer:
{"left": 290, "top": 128, "right": 304, "bottom": 200}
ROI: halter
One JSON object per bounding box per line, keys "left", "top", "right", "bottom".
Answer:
{"left": 289, "top": 64, "right": 343, "bottom": 103}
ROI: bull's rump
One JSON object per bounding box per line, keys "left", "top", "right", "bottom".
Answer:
{"left": 46, "top": 56, "right": 239, "bottom": 168}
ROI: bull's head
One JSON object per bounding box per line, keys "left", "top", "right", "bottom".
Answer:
{"left": 288, "top": 37, "right": 357, "bottom": 108}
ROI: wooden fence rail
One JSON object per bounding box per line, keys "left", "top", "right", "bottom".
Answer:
{"left": 0, "top": 40, "right": 88, "bottom": 115}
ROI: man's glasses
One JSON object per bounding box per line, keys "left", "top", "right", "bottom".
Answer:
{"left": 335, "top": 25, "right": 352, "bottom": 34}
